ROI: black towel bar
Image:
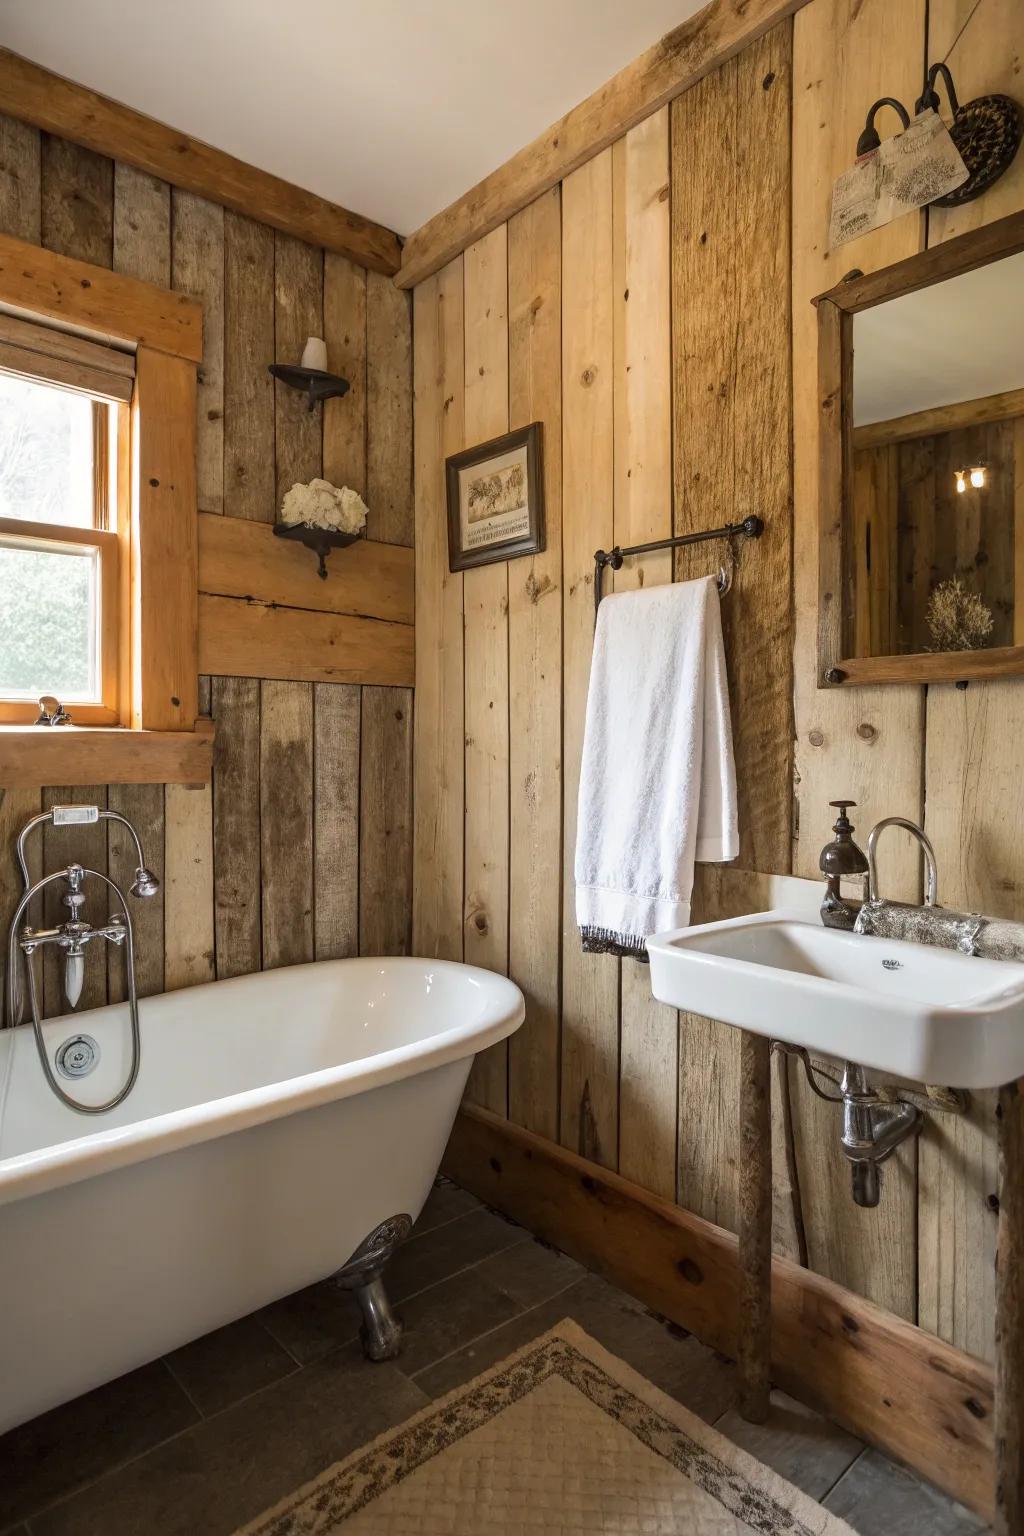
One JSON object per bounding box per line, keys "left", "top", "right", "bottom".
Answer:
{"left": 593, "top": 515, "right": 764, "bottom": 620}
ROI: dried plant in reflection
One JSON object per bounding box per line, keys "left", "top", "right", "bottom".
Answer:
{"left": 925, "top": 576, "right": 995, "bottom": 652}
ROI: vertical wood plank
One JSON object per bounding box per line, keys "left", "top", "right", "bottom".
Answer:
{"left": 359, "top": 686, "right": 413, "bottom": 956}
{"left": 274, "top": 233, "right": 323, "bottom": 506}
{"left": 918, "top": 0, "right": 1024, "bottom": 1378}
{"left": 260, "top": 680, "right": 314, "bottom": 971}
{"left": 463, "top": 224, "right": 511, "bottom": 1114}
{"left": 919, "top": 681, "right": 1024, "bottom": 1364}
{"left": 0, "top": 786, "right": 41, "bottom": 1014}
{"left": 112, "top": 163, "right": 170, "bottom": 285}
{"left": 412, "top": 258, "right": 465, "bottom": 962}
{"left": 789, "top": 0, "right": 925, "bottom": 1319}
{"left": 224, "top": 212, "right": 275, "bottom": 522}
{"left": 164, "top": 675, "right": 214, "bottom": 993}
{"left": 0, "top": 112, "right": 40, "bottom": 241}
{"left": 106, "top": 784, "right": 165, "bottom": 1001}
{"left": 507, "top": 187, "right": 562, "bottom": 1142}
{"left": 133, "top": 347, "right": 199, "bottom": 731}
{"left": 560, "top": 150, "right": 618, "bottom": 1167}
{"left": 612, "top": 109, "right": 677, "bottom": 1199}
{"left": 737, "top": 1030, "right": 773, "bottom": 1422}
{"left": 313, "top": 682, "right": 361, "bottom": 961}
{"left": 927, "top": 0, "right": 1024, "bottom": 244}
{"left": 672, "top": 28, "right": 793, "bottom": 875}
{"left": 367, "top": 271, "right": 414, "bottom": 545}
{"left": 678, "top": 1014, "right": 740, "bottom": 1229}
{"left": 323, "top": 254, "right": 367, "bottom": 497}
{"left": 40, "top": 134, "right": 111, "bottom": 265}
{"left": 172, "top": 192, "right": 225, "bottom": 516}
{"left": 211, "top": 676, "right": 261, "bottom": 979}
{"left": 996, "top": 1076, "right": 1024, "bottom": 1536}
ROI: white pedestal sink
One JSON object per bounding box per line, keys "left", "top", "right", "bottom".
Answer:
{"left": 647, "top": 909, "right": 1024, "bottom": 1090}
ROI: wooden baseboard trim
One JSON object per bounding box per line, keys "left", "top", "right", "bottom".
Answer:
{"left": 443, "top": 1104, "right": 994, "bottom": 1521}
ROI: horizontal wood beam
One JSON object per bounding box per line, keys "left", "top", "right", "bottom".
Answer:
{"left": 832, "top": 645, "right": 1024, "bottom": 687}
{"left": 198, "top": 593, "right": 414, "bottom": 687}
{"left": 0, "top": 232, "right": 202, "bottom": 362}
{"left": 443, "top": 1104, "right": 995, "bottom": 1522}
{"left": 0, "top": 721, "right": 214, "bottom": 786}
{"left": 853, "top": 386, "right": 1024, "bottom": 449}
{"left": 0, "top": 48, "right": 402, "bottom": 276}
{"left": 395, "top": 0, "right": 810, "bottom": 289}
{"left": 198, "top": 514, "right": 415, "bottom": 627}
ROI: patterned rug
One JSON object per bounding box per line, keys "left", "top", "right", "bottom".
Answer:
{"left": 237, "top": 1320, "right": 856, "bottom": 1534}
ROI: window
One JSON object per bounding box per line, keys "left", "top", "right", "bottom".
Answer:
{"left": 0, "top": 359, "right": 125, "bottom": 725}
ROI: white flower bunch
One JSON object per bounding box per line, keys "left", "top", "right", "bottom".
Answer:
{"left": 280, "top": 479, "right": 368, "bottom": 534}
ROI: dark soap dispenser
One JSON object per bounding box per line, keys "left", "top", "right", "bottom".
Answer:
{"left": 819, "top": 800, "right": 869, "bottom": 930}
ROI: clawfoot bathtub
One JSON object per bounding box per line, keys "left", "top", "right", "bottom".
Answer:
{"left": 0, "top": 956, "right": 524, "bottom": 1433}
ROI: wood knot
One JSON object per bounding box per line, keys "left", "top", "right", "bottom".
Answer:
{"left": 762, "top": 71, "right": 776, "bottom": 89}
{"left": 489, "top": 1156, "right": 502, "bottom": 1173}
{"left": 808, "top": 729, "right": 825, "bottom": 748}
{"left": 964, "top": 1398, "right": 986, "bottom": 1419}
{"left": 841, "top": 1313, "right": 860, "bottom": 1333}
{"left": 580, "top": 367, "right": 596, "bottom": 387}
{"left": 676, "top": 1258, "right": 704, "bottom": 1285}
{"left": 856, "top": 722, "right": 877, "bottom": 743}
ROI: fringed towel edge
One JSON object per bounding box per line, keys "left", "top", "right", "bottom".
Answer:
{"left": 580, "top": 926, "right": 650, "bottom": 963}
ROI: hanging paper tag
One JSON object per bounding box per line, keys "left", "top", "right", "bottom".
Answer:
{"left": 829, "top": 109, "right": 969, "bottom": 250}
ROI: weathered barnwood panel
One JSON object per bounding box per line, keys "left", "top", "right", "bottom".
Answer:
{"left": 411, "top": 258, "right": 466, "bottom": 961}
{"left": 41, "top": 134, "right": 111, "bottom": 266}
{"left": 359, "top": 687, "right": 413, "bottom": 957}
{"left": 507, "top": 187, "right": 562, "bottom": 1143}
{"left": 224, "top": 212, "right": 276, "bottom": 522}
{"left": 559, "top": 151, "right": 619, "bottom": 1168}
{"left": 462, "top": 226, "right": 511, "bottom": 1114}
{"left": 211, "top": 676, "right": 261, "bottom": 980}
{"left": 612, "top": 111, "right": 677, "bottom": 1200}
{"left": 0, "top": 111, "right": 39, "bottom": 240}
{"left": 172, "top": 192, "right": 225, "bottom": 516}
{"left": 367, "top": 272, "right": 414, "bottom": 546}
{"left": 323, "top": 253, "right": 367, "bottom": 498}
{"left": 198, "top": 594, "right": 414, "bottom": 688}
{"left": 113, "top": 163, "right": 169, "bottom": 286}
{"left": 274, "top": 234, "right": 323, "bottom": 508}
{"left": 313, "top": 684, "right": 361, "bottom": 962}
{"left": 259, "top": 681, "right": 314, "bottom": 971}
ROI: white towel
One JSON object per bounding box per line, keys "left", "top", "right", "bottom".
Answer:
{"left": 575, "top": 576, "right": 738, "bottom": 958}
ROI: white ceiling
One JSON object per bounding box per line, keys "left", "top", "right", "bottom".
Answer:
{"left": 1, "top": 0, "right": 704, "bottom": 235}
{"left": 854, "top": 252, "right": 1024, "bottom": 425}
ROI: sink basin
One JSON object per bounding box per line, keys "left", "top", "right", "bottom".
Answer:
{"left": 646, "top": 910, "right": 1024, "bottom": 1089}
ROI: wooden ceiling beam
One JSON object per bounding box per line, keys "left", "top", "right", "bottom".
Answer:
{"left": 394, "top": 0, "right": 811, "bottom": 290}
{"left": 0, "top": 49, "right": 402, "bottom": 275}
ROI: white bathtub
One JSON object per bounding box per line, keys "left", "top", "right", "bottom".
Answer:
{"left": 0, "top": 956, "right": 524, "bottom": 1433}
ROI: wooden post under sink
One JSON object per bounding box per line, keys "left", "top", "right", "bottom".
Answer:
{"left": 996, "top": 1077, "right": 1024, "bottom": 1535}
{"left": 737, "top": 1029, "right": 773, "bottom": 1422}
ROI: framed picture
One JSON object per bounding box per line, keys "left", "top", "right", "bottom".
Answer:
{"left": 445, "top": 423, "right": 544, "bottom": 572}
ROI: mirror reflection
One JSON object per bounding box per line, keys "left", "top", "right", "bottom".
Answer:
{"left": 850, "top": 252, "right": 1024, "bottom": 657}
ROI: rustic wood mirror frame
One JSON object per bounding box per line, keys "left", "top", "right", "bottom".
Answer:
{"left": 816, "top": 207, "right": 1024, "bottom": 688}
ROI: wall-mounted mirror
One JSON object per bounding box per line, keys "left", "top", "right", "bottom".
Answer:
{"left": 817, "top": 209, "right": 1024, "bottom": 687}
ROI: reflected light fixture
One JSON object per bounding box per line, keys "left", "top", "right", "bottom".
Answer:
{"left": 954, "top": 465, "right": 987, "bottom": 493}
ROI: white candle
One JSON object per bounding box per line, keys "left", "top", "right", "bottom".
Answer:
{"left": 301, "top": 335, "right": 328, "bottom": 372}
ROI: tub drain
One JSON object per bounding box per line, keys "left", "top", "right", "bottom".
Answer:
{"left": 56, "top": 1034, "right": 100, "bottom": 1079}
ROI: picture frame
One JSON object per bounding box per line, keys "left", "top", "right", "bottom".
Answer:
{"left": 445, "top": 422, "right": 544, "bottom": 572}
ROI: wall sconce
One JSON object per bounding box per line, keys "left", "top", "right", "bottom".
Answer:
{"left": 954, "top": 466, "right": 987, "bottom": 493}
{"left": 268, "top": 335, "right": 350, "bottom": 412}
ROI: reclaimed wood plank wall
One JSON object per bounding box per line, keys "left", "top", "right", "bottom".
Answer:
{"left": 0, "top": 118, "right": 414, "bottom": 1002}
{"left": 412, "top": 0, "right": 1024, "bottom": 1365}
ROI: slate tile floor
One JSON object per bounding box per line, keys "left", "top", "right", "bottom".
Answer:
{"left": 0, "top": 1179, "right": 990, "bottom": 1536}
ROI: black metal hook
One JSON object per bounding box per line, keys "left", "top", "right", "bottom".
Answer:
{"left": 856, "top": 97, "right": 911, "bottom": 156}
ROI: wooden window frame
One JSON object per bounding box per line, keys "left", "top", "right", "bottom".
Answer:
{"left": 0, "top": 231, "right": 212, "bottom": 785}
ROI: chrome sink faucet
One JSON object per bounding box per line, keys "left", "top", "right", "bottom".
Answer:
{"left": 864, "top": 816, "right": 938, "bottom": 908}
{"left": 4, "top": 805, "right": 160, "bottom": 1113}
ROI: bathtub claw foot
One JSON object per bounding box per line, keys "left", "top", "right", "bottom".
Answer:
{"left": 333, "top": 1214, "right": 412, "bottom": 1363}
{"left": 354, "top": 1274, "right": 404, "bottom": 1361}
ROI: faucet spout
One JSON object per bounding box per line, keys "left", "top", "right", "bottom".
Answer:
{"left": 865, "top": 816, "right": 938, "bottom": 906}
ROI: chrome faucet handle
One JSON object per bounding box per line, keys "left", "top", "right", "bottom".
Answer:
{"left": 866, "top": 816, "right": 939, "bottom": 907}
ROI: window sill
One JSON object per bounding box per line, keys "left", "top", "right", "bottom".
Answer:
{"left": 0, "top": 719, "right": 214, "bottom": 786}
